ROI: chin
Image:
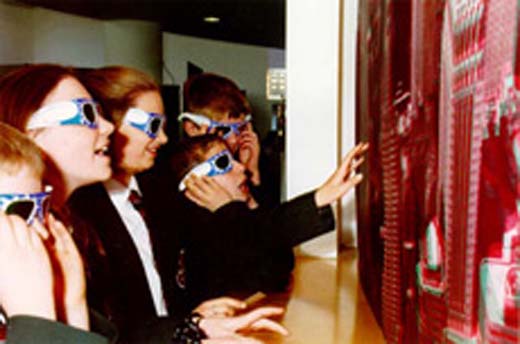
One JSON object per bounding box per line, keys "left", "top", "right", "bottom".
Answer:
{"left": 141, "top": 161, "right": 154, "bottom": 172}
{"left": 100, "top": 168, "right": 112, "bottom": 180}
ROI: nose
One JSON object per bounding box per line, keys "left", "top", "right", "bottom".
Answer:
{"left": 156, "top": 127, "right": 168, "bottom": 145}
{"left": 98, "top": 115, "right": 114, "bottom": 137}
{"left": 226, "top": 134, "right": 239, "bottom": 154}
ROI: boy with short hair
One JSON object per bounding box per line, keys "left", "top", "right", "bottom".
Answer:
{"left": 0, "top": 122, "right": 107, "bottom": 343}
{"left": 170, "top": 134, "right": 367, "bottom": 306}
{"left": 179, "top": 73, "right": 262, "bottom": 188}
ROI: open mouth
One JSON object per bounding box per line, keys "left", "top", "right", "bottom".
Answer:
{"left": 239, "top": 180, "right": 249, "bottom": 194}
{"left": 94, "top": 145, "right": 110, "bottom": 157}
{"left": 147, "top": 148, "right": 158, "bottom": 156}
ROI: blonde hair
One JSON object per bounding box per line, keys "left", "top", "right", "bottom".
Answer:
{"left": 0, "top": 122, "right": 44, "bottom": 177}
{"left": 77, "top": 66, "right": 159, "bottom": 126}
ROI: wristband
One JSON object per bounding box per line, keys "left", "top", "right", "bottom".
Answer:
{"left": 172, "top": 312, "right": 207, "bottom": 344}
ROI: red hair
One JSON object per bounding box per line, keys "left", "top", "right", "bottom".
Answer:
{"left": 0, "top": 64, "right": 76, "bottom": 130}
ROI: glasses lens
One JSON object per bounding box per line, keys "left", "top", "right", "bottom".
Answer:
{"left": 5, "top": 200, "right": 35, "bottom": 221}
{"left": 150, "top": 118, "right": 162, "bottom": 135}
{"left": 215, "top": 154, "right": 230, "bottom": 170}
{"left": 82, "top": 103, "right": 96, "bottom": 123}
{"left": 215, "top": 126, "right": 231, "bottom": 137}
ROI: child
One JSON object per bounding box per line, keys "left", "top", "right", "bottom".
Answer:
{"left": 70, "top": 66, "right": 289, "bottom": 343}
{"left": 0, "top": 122, "right": 108, "bottom": 343}
{"left": 171, "top": 134, "right": 368, "bottom": 306}
{"left": 1, "top": 64, "right": 286, "bottom": 343}
{"left": 179, "top": 73, "right": 265, "bottom": 200}
{"left": 178, "top": 74, "right": 297, "bottom": 301}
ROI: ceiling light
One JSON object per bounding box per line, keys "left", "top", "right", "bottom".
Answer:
{"left": 204, "top": 16, "right": 220, "bottom": 23}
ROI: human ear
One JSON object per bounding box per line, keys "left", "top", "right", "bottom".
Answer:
{"left": 183, "top": 120, "right": 207, "bottom": 137}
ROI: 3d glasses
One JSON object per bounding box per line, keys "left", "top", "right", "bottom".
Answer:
{"left": 178, "top": 112, "right": 251, "bottom": 139}
{"left": 179, "top": 149, "right": 234, "bottom": 191}
{"left": 26, "top": 98, "right": 101, "bottom": 130}
{"left": 0, "top": 189, "right": 51, "bottom": 225}
{"left": 123, "top": 107, "right": 165, "bottom": 139}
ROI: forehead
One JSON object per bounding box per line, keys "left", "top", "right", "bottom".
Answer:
{"left": 0, "top": 164, "right": 42, "bottom": 194}
{"left": 204, "top": 142, "right": 227, "bottom": 159}
{"left": 213, "top": 112, "right": 247, "bottom": 124}
{"left": 133, "top": 91, "right": 164, "bottom": 115}
{"left": 40, "top": 77, "right": 91, "bottom": 107}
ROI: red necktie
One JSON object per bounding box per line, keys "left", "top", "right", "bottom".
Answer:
{"left": 128, "top": 189, "right": 147, "bottom": 221}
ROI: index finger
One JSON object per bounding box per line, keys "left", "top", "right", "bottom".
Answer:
{"left": 0, "top": 212, "right": 16, "bottom": 244}
{"left": 341, "top": 142, "right": 369, "bottom": 168}
{"left": 236, "top": 306, "right": 284, "bottom": 328}
{"left": 185, "top": 175, "right": 209, "bottom": 194}
{"left": 210, "top": 297, "right": 247, "bottom": 309}
{"left": 30, "top": 218, "right": 50, "bottom": 241}
{"left": 249, "top": 318, "right": 289, "bottom": 336}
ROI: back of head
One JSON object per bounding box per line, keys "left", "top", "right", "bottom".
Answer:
{"left": 0, "top": 64, "right": 75, "bottom": 131}
{"left": 0, "top": 122, "right": 44, "bottom": 177}
{"left": 77, "top": 66, "right": 159, "bottom": 126}
{"left": 183, "top": 73, "right": 251, "bottom": 121}
{"left": 169, "top": 134, "right": 224, "bottom": 187}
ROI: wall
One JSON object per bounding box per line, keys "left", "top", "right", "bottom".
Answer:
{"left": 0, "top": 2, "right": 33, "bottom": 64}
{"left": 162, "top": 33, "right": 284, "bottom": 138}
{"left": 286, "top": 0, "right": 341, "bottom": 257}
{"left": 0, "top": 2, "right": 161, "bottom": 79}
{"left": 340, "top": 0, "right": 360, "bottom": 247}
{"left": 104, "top": 20, "right": 162, "bottom": 82}
{"left": 32, "top": 7, "right": 105, "bottom": 67}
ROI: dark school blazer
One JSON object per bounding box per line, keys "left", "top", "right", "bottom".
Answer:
{"left": 68, "top": 172, "right": 188, "bottom": 343}
{"left": 175, "top": 190, "right": 335, "bottom": 308}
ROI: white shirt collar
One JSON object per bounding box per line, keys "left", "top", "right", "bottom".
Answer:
{"left": 104, "top": 176, "right": 141, "bottom": 202}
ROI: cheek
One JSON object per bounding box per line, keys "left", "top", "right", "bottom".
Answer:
{"left": 39, "top": 128, "right": 95, "bottom": 155}
{"left": 213, "top": 175, "right": 232, "bottom": 192}
{"left": 121, "top": 137, "right": 152, "bottom": 169}
{"left": 38, "top": 138, "right": 82, "bottom": 172}
{"left": 214, "top": 174, "right": 240, "bottom": 192}
{"left": 120, "top": 142, "right": 141, "bottom": 166}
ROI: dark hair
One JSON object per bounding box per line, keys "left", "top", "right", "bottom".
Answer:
{"left": 0, "top": 64, "right": 76, "bottom": 130}
{"left": 169, "top": 134, "right": 227, "bottom": 187}
{"left": 0, "top": 122, "right": 45, "bottom": 177}
{"left": 77, "top": 66, "right": 159, "bottom": 126}
{"left": 183, "top": 73, "right": 251, "bottom": 121}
